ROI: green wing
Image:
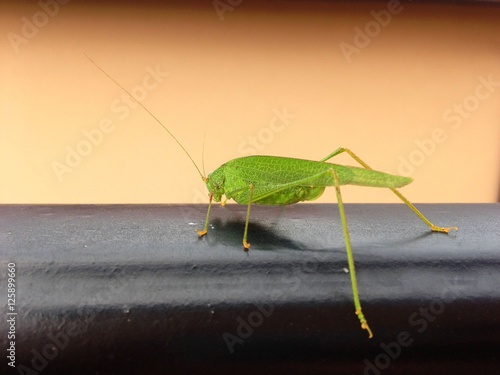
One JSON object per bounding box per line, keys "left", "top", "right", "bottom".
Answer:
{"left": 221, "top": 156, "right": 412, "bottom": 206}
{"left": 221, "top": 156, "right": 350, "bottom": 205}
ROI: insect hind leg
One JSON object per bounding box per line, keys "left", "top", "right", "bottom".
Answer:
{"left": 330, "top": 168, "right": 373, "bottom": 338}
{"left": 322, "top": 148, "right": 458, "bottom": 234}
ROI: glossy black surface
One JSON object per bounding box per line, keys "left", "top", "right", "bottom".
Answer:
{"left": 1, "top": 204, "right": 499, "bottom": 374}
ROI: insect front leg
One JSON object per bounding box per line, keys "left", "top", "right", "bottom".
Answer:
{"left": 323, "top": 148, "right": 458, "bottom": 234}
{"left": 197, "top": 192, "right": 213, "bottom": 237}
{"left": 330, "top": 168, "right": 373, "bottom": 339}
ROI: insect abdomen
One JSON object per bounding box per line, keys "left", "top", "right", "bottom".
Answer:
{"left": 253, "top": 186, "right": 326, "bottom": 205}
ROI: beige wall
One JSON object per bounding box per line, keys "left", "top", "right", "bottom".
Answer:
{"left": 1, "top": 1, "right": 499, "bottom": 204}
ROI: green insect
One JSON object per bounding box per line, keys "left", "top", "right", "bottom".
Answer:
{"left": 88, "top": 56, "right": 458, "bottom": 339}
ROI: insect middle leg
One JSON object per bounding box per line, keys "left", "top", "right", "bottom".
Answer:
{"left": 322, "top": 148, "right": 458, "bottom": 233}
{"left": 242, "top": 184, "right": 254, "bottom": 251}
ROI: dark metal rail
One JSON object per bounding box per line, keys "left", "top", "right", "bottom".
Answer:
{"left": 1, "top": 204, "right": 499, "bottom": 374}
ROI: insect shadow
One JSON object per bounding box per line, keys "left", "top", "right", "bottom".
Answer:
{"left": 204, "top": 218, "right": 306, "bottom": 251}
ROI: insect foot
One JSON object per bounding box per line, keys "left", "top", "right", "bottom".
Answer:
{"left": 356, "top": 309, "right": 374, "bottom": 339}
{"left": 431, "top": 225, "right": 458, "bottom": 234}
{"left": 197, "top": 229, "right": 207, "bottom": 237}
{"left": 243, "top": 240, "right": 251, "bottom": 252}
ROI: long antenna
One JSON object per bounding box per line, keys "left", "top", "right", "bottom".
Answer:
{"left": 201, "top": 130, "right": 207, "bottom": 178}
{"left": 84, "top": 53, "right": 204, "bottom": 179}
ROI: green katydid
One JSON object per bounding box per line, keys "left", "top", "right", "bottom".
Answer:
{"left": 87, "top": 56, "right": 458, "bottom": 339}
